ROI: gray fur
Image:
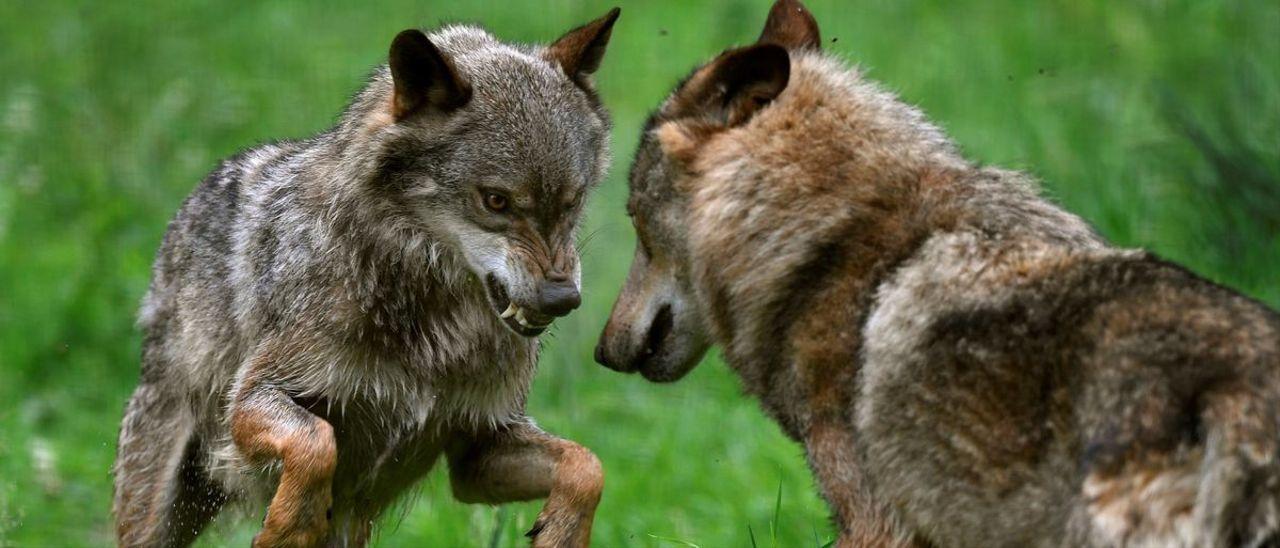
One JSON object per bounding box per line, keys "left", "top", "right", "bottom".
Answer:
{"left": 114, "top": 21, "right": 613, "bottom": 547}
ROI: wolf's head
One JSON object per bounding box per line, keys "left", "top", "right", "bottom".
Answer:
{"left": 355, "top": 10, "right": 619, "bottom": 337}
{"left": 596, "top": 0, "right": 962, "bottom": 381}
{"left": 595, "top": 1, "right": 823, "bottom": 380}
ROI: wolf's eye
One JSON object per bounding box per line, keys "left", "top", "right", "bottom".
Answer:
{"left": 483, "top": 192, "right": 509, "bottom": 213}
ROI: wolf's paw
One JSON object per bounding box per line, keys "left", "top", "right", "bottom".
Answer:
{"left": 526, "top": 510, "right": 590, "bottom": 548}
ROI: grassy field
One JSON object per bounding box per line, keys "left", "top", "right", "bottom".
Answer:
{"left": 1, "top": 0, "right": 1277, "bottom": 546}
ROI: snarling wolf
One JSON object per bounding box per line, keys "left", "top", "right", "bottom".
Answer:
{"left": 113, "top": 9, "right": 619, "bottom": 547}
{"left": 594, "top": 1, "right": 1280, "bottom": 546}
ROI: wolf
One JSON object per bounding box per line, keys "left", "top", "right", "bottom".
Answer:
{"left": 112, "top": 9, "right": 620, "bottom": 547}
{"left": 594, "top": 1, "right": 1280, "bottom": 546}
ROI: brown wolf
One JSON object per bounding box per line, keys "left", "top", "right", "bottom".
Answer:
{"left": 594, "top": 1, "right": 1280, "bottom": 546}
{"left": 113, "top": 9, "right": 620, "bottom": 547}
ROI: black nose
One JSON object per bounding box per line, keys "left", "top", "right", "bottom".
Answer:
{"left": 536, "top": 279, "right": 580, "bottom": 317}
{"left": 594, "top": 338, "right": 628, "bottom": 372}
{"left": 594, "top": 342, "right": 608, "bottom": 366}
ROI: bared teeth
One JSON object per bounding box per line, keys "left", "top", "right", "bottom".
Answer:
{"left": 501, "top": 303, "right": 553, "bottom": 330}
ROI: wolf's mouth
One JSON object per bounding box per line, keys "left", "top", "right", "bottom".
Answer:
{"left": 485, "top": 273, "right": 552, "bottom": 337}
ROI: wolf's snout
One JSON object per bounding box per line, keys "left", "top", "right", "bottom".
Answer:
{"left": 593, "top": 342, "right": 609, "bottom": 367}
{"left": 593, "top": 339, "right": 626, "bottom": 372}
{"left": 593, "top": 318, "right": 627, "bottom": 371}
{"left": 593, "top": 334, "right": 625, "bottom": 371}
{"left": 596, "top": 304, "right": 668, "bottom": 373}
{"left": 535, "top": 279, "right": 581, "bottom": 317}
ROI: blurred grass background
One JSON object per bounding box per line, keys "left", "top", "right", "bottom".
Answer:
{"left": 0, "top": 0, "right": 1276, "bottom": 546}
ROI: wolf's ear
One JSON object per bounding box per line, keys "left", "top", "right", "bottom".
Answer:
{"left": 758, "top": 0, "right": 821, "bottom": 51}
{"left": 389, "top": 29, "right": 471, "bottom": 120}
{"left": 545, "top": 7, "right": 621, "bottom": 89}
{"left": 669, "top": 44, "right": 790, "bottom": 129}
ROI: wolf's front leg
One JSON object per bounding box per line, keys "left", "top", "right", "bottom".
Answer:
{"left": 232, "top": 386, "right": 337, "bottom": 548}
{"left": 449, "top": 420, "right": 603, "bottom": 547}
{"left": 807, "top": 422, "right": 918, "bottom": 548}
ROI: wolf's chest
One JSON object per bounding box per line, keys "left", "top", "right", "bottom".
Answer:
{"left": 310, "top": 331, "right": 536, "bottom": 425}
{"left": 318, "top": 405, "right": 453, "bottom": 516}
{"left": 293, "top": 340, "right": 538, "bottom": 516}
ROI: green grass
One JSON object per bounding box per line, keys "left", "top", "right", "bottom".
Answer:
{"left": 0, "top": 0, "right": 1276, "bottom": 546}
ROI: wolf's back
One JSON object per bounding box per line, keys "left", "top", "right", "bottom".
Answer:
{"left": 1062, "top": 257, "right": 1280, "bottom": 547}
{"left": 138, "top": 142, "right": 302, "bottom": 386}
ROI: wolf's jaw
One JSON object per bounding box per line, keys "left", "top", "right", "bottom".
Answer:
{"left": 502, "top": 310, "right": 550, "bottom": 337}
{"left": 498, "top": 301, "right": 552, "bottom": 330}
{"left": 486, "top": 273, "right": 552, "bottom": 336}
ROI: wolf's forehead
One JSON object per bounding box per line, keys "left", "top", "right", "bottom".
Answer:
{"left": 429, "top": 25, "right": 501, "bottom": 51}
{"left": 464, "top": 53, "right": 582, "bottom": 113}
{"left": 434, "top": 28, "right": 577, "bottom": 102}
{"left": 467, "top": 67, "right": 601, "bottom": 176}
{"left": 426, "top": 28, "right": 605, "bottom": 188}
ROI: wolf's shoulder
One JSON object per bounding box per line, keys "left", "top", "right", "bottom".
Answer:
{"left": 172, "top": 140, "right": 306, "bottom": 225}
{"left": 153, "top": 140, "right": 308, "bottom": 274}
{"left": 200, "top": 141, "right": 306, "bottom": 200}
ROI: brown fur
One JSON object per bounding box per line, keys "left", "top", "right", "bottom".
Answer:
{"left": 596, "top": 2, "right": 1280, "bottom": 546}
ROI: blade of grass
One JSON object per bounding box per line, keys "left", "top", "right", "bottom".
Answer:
{"left": 487, "top": 506, "right": 509, "bottom": 548}
{"left": 646, "top": 533, "right": 702, "bottom": 548}
{"left": 771, "top": 479, "right": 782, "bottom": 547}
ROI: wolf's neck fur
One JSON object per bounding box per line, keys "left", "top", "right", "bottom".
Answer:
{"left": 230, "top": 72, "right": 526, "bottom": 407}
{"left": 304, "top": 71, "right": 474, "bottom": 295}
{"left": 685, "top": 53, "right": 1101, "bottom": 438}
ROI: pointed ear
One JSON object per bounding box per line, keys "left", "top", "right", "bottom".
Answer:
{"left": 757, "top": 0, "right": 821, "bottom": 51}
{"left": 669, "top": 44, "right": 790, "bottom": 128}
{"left": 388, "top": 29, "right": 471, "bottom": 120}
{"left": 545, "top": 7, "right": 621, "bottom": 89}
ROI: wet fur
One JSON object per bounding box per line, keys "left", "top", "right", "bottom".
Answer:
{"left": 114, "top": 17, "right": 616, "bottom": 547}
{"left": 611, "top": 2, "right": 1280, "bottom": 546}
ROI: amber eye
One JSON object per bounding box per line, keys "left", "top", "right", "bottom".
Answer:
{"left": 483, "top": 192, "right": 509, "bottom": 212}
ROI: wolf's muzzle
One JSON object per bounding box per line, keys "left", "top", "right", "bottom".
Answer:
{"left": 594, "top": 303, "right": 672, "bottom": 374}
